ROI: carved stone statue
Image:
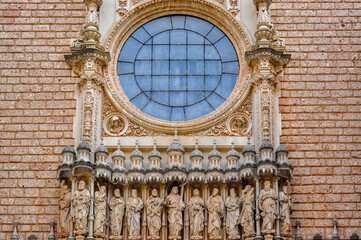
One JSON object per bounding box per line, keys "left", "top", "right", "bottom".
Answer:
{"left": 259, "top": 181, "right": 277, "bottom": 235}
{"left": 109, "top": 188, "right": 126, "bottom": 239}
{"left": 94, "top": 184, "right": 107, "bottom": 238}
{"left": 165, "top": 186, "right": 185, "bottom": 239}
{"left": 188, "top": 189, "right": 205, "bottom": 239}
{"left": 207, "top": 188, "right": 224, "bottom": 239}
{"left": 126, "top": 189, "right": 144, "bottom": 239}
{"left": 279, "top": 186, "right": 292, "bottom": 237}
{"left": 240, "top": 185, "right": 255, "bottom": 238}
{"left": 108, "top": 116, "right": 124, "bottom": 134}
{"left": 225, "top": 188, "right": 240, "bottom": 239}
{"left": 146, "top": 188, "right": 163, "bottom": 239}
{"left": 59, "top": 181, "right": 71, "bottom": 237}
{"left": 72, "top": 180, "right": 90, "bottom": 237}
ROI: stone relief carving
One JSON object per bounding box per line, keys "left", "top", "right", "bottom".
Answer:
{"left": 126, "top": 189, "right": 144, "bottom": 239}
{"left": 117, "top": 0, "right": 128, "bottom": 16}
{"left": 240, "top": 185, "right": 255, "bottom": 238}
{"left": 188, "top": 189, "right": 205, "bottom": 239}
{"left": 94, "top": 184, "right": 107, "bottom": 238}
{"left": 146, "top": 188, "right": 163, "bottom": 239}
{"left": 109, "top": 188, "right": 126, "bottom": 239}
{"left": 280, "top": 186, "right": 292, "bottom": 237}
{"left": 166, "top": 186, "right": 185, "bottom": 239}
{"left": 72, "top": 180, "right": 91, "bottom": 238}
{"left": 103, "top": 113, "right": 129, "bottom": 136}
{"left": 59, "top": 181, "right": 71, "bottom": 238}
{"left": 225, "top": 188, "right": 240, "bottom": 239}
{"left": 259, "top": 181, "right": 277, "bottom": 236}
{"left": 229, "top": 0, "right": 240, "bottom": 16}
{"left": 226, "top": 113, "right": 252, "bottom": 136}
{"left": 207, "top": 188, "right": 224, "bottom": 239}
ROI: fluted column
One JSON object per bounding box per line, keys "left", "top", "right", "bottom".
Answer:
{"left": 274, "top": 178, "right": 281, "bottom": 240}
{"left": 255, "top": 178, "right": 262, "bottom": 240}
{"left": 87, "top": 177, "right": 95, "bottom": 239}
{"left": 69, "top": 177, "right": 76, "bottom": 239}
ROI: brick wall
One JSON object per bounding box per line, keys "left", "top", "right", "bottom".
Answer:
{"left": 0, "top": 0, "right": 83, "bottom": 238}
{"left": 273, "top": 0, "right": 361, "bottom": 238}
{"left": 0, "top": 0, "right": 360, "bottom": 239}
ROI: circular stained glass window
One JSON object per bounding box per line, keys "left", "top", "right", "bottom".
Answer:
{"left": 117, "top": 15, "right": 239, "bottom": 121}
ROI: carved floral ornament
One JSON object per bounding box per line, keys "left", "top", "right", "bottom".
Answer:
{"left": 102, "top": 0, "right": 253, "bottom": 134}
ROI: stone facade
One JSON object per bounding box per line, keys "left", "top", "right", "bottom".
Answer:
{"left": 0, "top": 0, "right": 360, "bottom": 240}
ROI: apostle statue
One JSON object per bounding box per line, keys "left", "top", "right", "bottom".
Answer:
{"left": 109, "top": 188, "right": 126, "bottom": 239}
{"left": 59, "top": 181, "right": 71, "bottom": 238}
{"left": 259, "top": 181, "right": 277, "bottom": 235}
{"left": 94, "top": 184, "right": 107, "bottom": 238}
{"left": 240, "top": 185, "right": 255, "bottom": 238}
{"left": 188, "top": 189, "right": 205, "bottom": 239}
{"left": 207, "top": 188, "right": 224, "bottom": 239}
{"left": 72, "top": 180, "right": 90, "bottom": 237}
{"left": 165, "top": 186, "right": 185, "bottom": 239}
{"left": 126, "top": 189, "right": 144, "bottom": 239}
{"left": 279, "top": 186, "right": 292, "bottom": 237}
{"left": 146, "top": 188, "right": 163, "bottom": 239}
{"left": 225, "top": 188, "right": 240, "bottom": 239}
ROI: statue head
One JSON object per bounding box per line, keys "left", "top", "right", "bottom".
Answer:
{"left": 264, "top": 181, "right": 271, "bottom": 190}
{"left": 244, "top": 185, "right": 252, "bottom": 193}
{"left": 78, "top": 180, "right": 86, "bottom": 190}
{"left": 212, "top": 188, "right": 219, "bottom": 196}
{"left": 111, "top": 116, "right": 120, "bottom": 128}
{"left": 63, "top": 184, "right": 69, "bottom": 192}
{"left": 282, "top": 185, "right": 288, "bottom": 194}
{"left": 114, "top": 188, "right": 121, "bottom": 197}
{"left": 193, "top": 189, "right": 200, "bottom": 197}
{"left": 152, "top": 188, "right": 158, "bottom": 197}
{"left": 230, "top": 188, "right": 236, "bottom": 197}
{"left": 100, "top": 185, "right": 106, "bottom": 193}
{"left": 131, "top": 189, "right": 138, "bottom": 198}
{"left": 171, "top": 186, "right": 178, "bottom": 195}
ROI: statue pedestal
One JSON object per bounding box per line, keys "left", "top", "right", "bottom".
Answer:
{"left": 209, "top": 236, "right": 222, "bottom": 240}
{"left": 110, "top": 236, "right": 123, "bottom": 240}
{"left": 129, "top": 236, "right": 141, "bottom": 240}
{"left": 149, "top": 236, "right": 160, "bottom": 240}
{"left": 169, "top": 236, "right": 182, "bottom": 240}
{"left": 228, "top": 235, "right": 240, "bottom": 240}
{"left": 264, "top": 234, "right": 273, "bottom": 240}
{"left": 191, "top": 236, "right": 203, "bottom": 240}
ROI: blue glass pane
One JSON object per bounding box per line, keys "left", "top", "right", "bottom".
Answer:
{"left": 117, "top": 62, "right": 133, "bottom": 75}
{"left": 205, "top": 61, "right": 222, "bottom": 75}
{"left": 188, "top": 32, "right": 204, "bottom": 44}
{"left": 153, "top": 61, "right": 169, "bottom": 75}
{"left": 153, "top": 76, "right": 169, "bottom": 90}
{"left": 170, "top": 45, "right": 186, "bottom": 59}
{"left": 205, "top": 76, "right": 220, "bottom": 91}
{"left": 188, "top": 45, "right": 204, "bottom": 59}
{"left": 153, "top": 45, "right": 169, "bottom": 59}
{"left": 132, "top": 27, "right": 151, "bottom": 43}
{"left": 215, "top": 74, "right": 237, "bottom": 98}
{"left": 171, "top": 16, "right": 186, "bottom": 29}
{"left": 188, "top": 61, "right": 204, "bottom": 75}
{"left": 120, "top": 74, "right": 141, "bottom": 99}
{"left": 153, "top": 31, "right": 169, "bottom": 44}
{"left": 171, "top": 107, "right": 185, "bottom": 121}
{"left": 152, "top": 91, "right": 169, "bottom": 105}
{"left": 170, "top": 61, "right": 186, "bottom": 75}
{"left": 188, "top": 92, "right": 204, "bottom": 105}
{"left": 206, "top": 27, "right": 224, "bottom": 43}
{"left": 223, "top": 61, "right": 239, "bottom": 74}
{"left": 188, "top": 76, "right": 204, "bottom": 91}
{"left": 170, "top": 76, "right": 186, "bottom": 90}
{"left": 137, "top": 45, "right": 151, "bottom": 59}
{"left": 214, "top": 37, "right": 237, "bottom": 61}
{"left": 207, "top": 93, "right": 224, "bottom": 109}
{"left": 205, "top": 45, "right": 220, "bottom": 60}
{"left": 170, "top": 92, "right": 186, "bottom": 106}
{"left": 143, "top": 101, "right": 171, "bottom": 120}
{"left": 132, "top": 93, "right": 149, "bottom": 109}
{"left": 185, "top": 16, "right": 213, "bottom": 36}
{"left": 135, "top": 61, "right": 151, "bottom": 75}
{"left": 185, "top": 100, "right": 213, "bottom": 120}
{"left": 143, "top": 17, "right": 172, "bottom": 36}
{"left": 170, "top": 30, "right": 186, "bottom": 44}
{"left": 136, "top": 76, "right": 151, "bottom": 91}
{"left": 118, "top": 37, "right": 142, "bottom": 62}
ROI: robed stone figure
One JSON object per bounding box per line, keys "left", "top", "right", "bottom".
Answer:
{"left": 225, "top": 188, "right": 240, "bottom": 239}
{"left": 240, "top": 185, "right": 255, "bottom": 238}
{"left": 110, "top": 188, "right": 125, "bottom": 239}
{"left": 279, "top": 186, "right": 292, "bottom": 237}
{"left": 188, "top": 189, "right": 205, "bottom": 239}
{"left": 207, "top": 188, "right": 224, "bottom": 239}
{"left": 72, "top": 180, "right": 90, "bottom": 236}
{"left": 165, "top": 186, "right": 185, "bottom": 238}
{"left": 94, "top": 185, "right": 107, "bottom": 237}
{"left": 146, "top": 188, "right": 163, "bottom": 238}
{"left": 126, "top": 189, "right": 144, "bottom": 238}
{"left": 259, "top": 181, "right": 277, "bottom": 235}
{"left": 59, "top": 181, "right": 71, "bottom": 237}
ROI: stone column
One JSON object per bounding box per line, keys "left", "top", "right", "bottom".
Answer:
{"left": 184, "top": 184, "right": 190, "bottom": 240}
{"left": 274, "top": 178, "right": 281, "bottom": 240}
{"left": 87, "top": 177, "right": 95, "bottom": 239}
{"left": 142, "top": 185, "right": 148, "bottom": 240}
{"left": 255, "top": 178, "right": 262, "bottom": 240}
{"left": 203, "top": 184, "right": 209, "bottom": 240}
